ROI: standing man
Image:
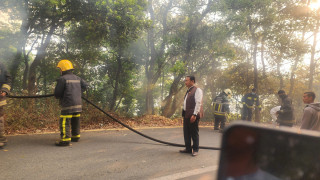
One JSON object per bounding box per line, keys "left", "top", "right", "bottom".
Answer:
{"left": 180, "top": 75, "right": 203, "bottom": 156}
{"left": 213, "top": 89, "right": 232, "bottom": 130}
{"left": 54, "top": 60, "right": 88, "bottom": 146}
{"left": 241, "top": 88, "right": 261, "bottom": 121}
{"left": 300, "top": 92, "right": 320, "bottom": 131}
{"left": 276, "top": 90, "right": 295, "bottom": 127}
{"left": 0, "top": 62, "right": 11, "bottom": 148}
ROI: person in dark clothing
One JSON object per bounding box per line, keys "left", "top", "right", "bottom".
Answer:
{"left": 0, "top": 62, "right": 11, "bottom": 148}
{"left": 54, "top": 60, "right": 88, "bottom": 146}
{"left": 300, "top": 92, "right": 320, "bottom": 131}
{"left": 180, "top": 75, "right": 203, "bottom": 157}
{"left": 213, "top": 89, "right": 232, "bottom": 130}
{"left": 276, "top": 90, "right": 295, "bottom": 127}
{"left": 241, "top": 88, "right": 261, "bottom": 121}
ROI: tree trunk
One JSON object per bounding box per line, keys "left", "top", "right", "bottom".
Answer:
{"left": 261, "top": 36, "right": 266, "bottom": 78}
{"left": 27, "top": 24, "right": 57, "bottom": 94}
{"left": 308, "top": 18, "right": 319, "bottom": 90}
{"left": 246, "top": 53, "right": 250, "bottom": 89}
{"left": 145, "top": 0, "right": 173, "bottom": 115}
{"left": 289, "top": 55, "right": 300, "bottom": 96}
{"left": 161, "top": 74, "right": 184, "bottom": 117}
{"left": 22, "top": 36, "right": 38, "bottom": 90}
{"left": 276, "top": 60, "right": 284, "bottom": 89}
{"left": 22, "top": 48, "right": 30, "bottom": 90}
{"left": 289, "top": 0, "right": 310, "bottom": 96}
{"left": 248, "top": 12, "right": 260, "bottom": 122}
{"left": 11, "top": 0, "right": 30, "bottom": 90}
{"left": 110, "top": 54, "right": 122, "bottom": 110}
{"left": 252, "top": 39, "right": 260, "bottom": 122}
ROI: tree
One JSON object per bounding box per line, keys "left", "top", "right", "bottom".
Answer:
{"left": 103, "top": 0, "right": 149, "bottom": 110}
{"left": 159, "top": 0, "right": 211, "bottom": 117}
{"left": 144, "top": 0, "right": 173, "bottom": 115}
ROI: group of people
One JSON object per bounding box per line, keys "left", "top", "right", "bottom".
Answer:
{"left": 212, "top": 88, "right": 262, "bottom": 131}
{"left": 0, "top": 59, "right": 88, "bottom": 148}
{"left": 212, "top": 87, "right": 320, "bottom": 131}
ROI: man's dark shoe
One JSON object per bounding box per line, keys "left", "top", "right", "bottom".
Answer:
{"left": 192, "top": 151, "right": 198, "bottom": 156}
{"left": 71, "top": 138, "right": 79, "bottom": 142}
{"left": 179, "top": 149, "right": 192, "bottom": 154}
{"left": 55, "top": 140, "right": 70, "bottom": 146}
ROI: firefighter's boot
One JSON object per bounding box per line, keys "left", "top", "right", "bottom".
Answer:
{"left": 71, "top": 137, "right": 80, "bottom": 142}
{"left": 55, "top": 140, "right": 70, "bottom": 146}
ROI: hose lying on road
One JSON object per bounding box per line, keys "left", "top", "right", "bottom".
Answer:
{"left": 8, "top": 94, "right": 221, "bottom": 150}
{"left": 8, "top": 94, "right": 55, "bottom": 98}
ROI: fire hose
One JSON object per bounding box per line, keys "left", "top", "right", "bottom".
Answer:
{"left": 8, "top": 94, "right": 221, "bottom": 150}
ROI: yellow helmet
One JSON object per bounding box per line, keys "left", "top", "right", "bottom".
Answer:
{"left": 57, "top": 59, "right": 74, "bottom": 71}
{"left": 224, "top": 89, "right": 232, "bottom": 97}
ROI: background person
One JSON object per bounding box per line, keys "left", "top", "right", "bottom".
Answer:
{"left": 300, "top": 92, "right": 320, "bottom": 131}
{"left": 276, "top": 90, "right": 295, "bottom": 127}
{"left": 54, "top": 59, "right": 88, "bottom": 146}
{"left": 0, "top": 62, "right": 11, "bottom": 148}
{"left": 213, "top": 89, "right": 232, "bottom": 130}
{"left": 241, "top": 88, "right": 261, "bottom": 121}
{"left": 180, "top": 75, "right": 203, "bottom": 156}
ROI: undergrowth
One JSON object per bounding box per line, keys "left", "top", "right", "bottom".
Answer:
{"left": 3, "top": 97, "right": 193, "bottom": 135}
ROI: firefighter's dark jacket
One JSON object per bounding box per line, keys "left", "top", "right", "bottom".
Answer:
{"left": 54, "top": 71, "right": 88, "bottom": 115}
{"left": 0, "top": 62, "right": 12, "bottom": 95}
{"left": 277, "top": 95, "right": 295, "bottom": 124}
{"left": 241, "top": 92, "right": 261, "bottom": 109}
{"left": 213, "top": 92, "right": 230, "bottom": 116}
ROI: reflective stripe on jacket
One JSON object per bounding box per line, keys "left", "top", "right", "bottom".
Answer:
{"left": 54, "top": 71, "right": 88, "bottom": 115}
{"left": 213, "top": 92, "right": 230, "bottom": 116}
{"left": 241, "top": 93, "right": 261, "bottom": 109}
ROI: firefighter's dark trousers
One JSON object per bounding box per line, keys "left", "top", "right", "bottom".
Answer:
{"left": 183, "top": 117, "right": 199, "bottom": 152}
{"left": 214, "top": 115, "right": 226, "bottom": 130}
{"left": 242, "top": 106, "right": 253, "bottom": 121}
{"left": 59, "top": 113, "right": 81, "bottom": 142}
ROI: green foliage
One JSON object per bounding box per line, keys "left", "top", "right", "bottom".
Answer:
{"left": 170, "top": 60, "right": 186, "bottom": 74}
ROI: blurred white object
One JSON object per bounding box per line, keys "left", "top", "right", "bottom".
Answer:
{"left": 270, "top": 106, "right": 281, "bottom": 125}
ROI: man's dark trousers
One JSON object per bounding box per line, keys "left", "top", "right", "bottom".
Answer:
{"left": 183, "top": 117, "right": 199, "bottom": 152}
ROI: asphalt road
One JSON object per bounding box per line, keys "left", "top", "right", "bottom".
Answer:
{"left": 0, "top": 127, "right": 222, "bottom": 180}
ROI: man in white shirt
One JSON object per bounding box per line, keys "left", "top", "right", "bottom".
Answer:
{"left": 180, "top": 75, "right": 203, "bottom": 156}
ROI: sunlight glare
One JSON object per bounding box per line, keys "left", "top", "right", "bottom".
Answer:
{"left": 310, "top": 0, "right": 320, "bottom": 10}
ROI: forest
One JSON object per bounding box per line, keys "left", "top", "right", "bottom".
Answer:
{"left": 1, "top": 0, "right": 320, "bottom": 132}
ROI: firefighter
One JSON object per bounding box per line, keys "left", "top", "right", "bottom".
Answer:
{"left": 213, "top": 89, "right": 232, "bottom": 130}
{"left": 54, "top": 60, "right": 88, "bottom": 146}
{"left": 0, "top": 62, "right": 11, "bottom": 148}
{"left": 241, "top": 88, "right": 261, "bottom": 121}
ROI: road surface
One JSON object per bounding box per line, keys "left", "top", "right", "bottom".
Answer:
{"left": 0, "top": 127, "right": 222, "bottom": 180}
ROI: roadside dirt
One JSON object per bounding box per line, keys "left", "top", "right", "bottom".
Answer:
{"left": 5, "top": 115, "right": 214, "bottom": 135}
